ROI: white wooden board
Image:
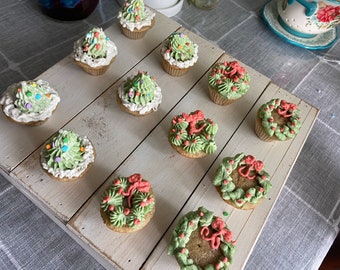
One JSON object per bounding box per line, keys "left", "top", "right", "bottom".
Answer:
{"left": 0, "top": 10, "right": 318, "bottom": 270}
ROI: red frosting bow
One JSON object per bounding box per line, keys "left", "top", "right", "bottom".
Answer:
{"left": 182, "top": 110, "right": 206, "bottom": 135}
{"left": 200, "top": 217, "right": 233, "bottom": 250}
{"left": 277, "top": 100, "right": 297, "bottom": 118}
{"left": 238, "top": 155, "right": 264, "bottom": 180}
{"left": 118, "top": 174, "right": 150, "bottom": 208}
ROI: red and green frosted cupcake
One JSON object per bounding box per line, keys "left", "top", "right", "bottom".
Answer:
{"left": 255, "top": 98, "right": 302, "bottom": 142}
{"left": 208, "top": 61, "right": 250, "bottom": 105}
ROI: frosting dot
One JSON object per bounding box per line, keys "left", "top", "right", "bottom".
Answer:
{"left": 35, "top": 94, "right": 41, "bottom": 100}
{"left": 25, "top": 103, "right": 32, "bottom": 109}
{"left": 26, "top": 91, "right": 32, "bottom": 97}
{"left": 109, "top": 205, "right": 115, "bottom": 212}
{"left": 134, "top": 219, "right": 141, "bottom": 225}
{"left": 55, "top": 157, "right": 61, "bottom": 163}
{"left": 80, "top": 146, "right": 85, "bottom": 152}
{"left": 45, "top": 144, "right": 51, "bottom": 150}
{"left": 124, "top": 208, "right": 130, "bottom": 216}
{"left": 17, "top": 88, "right": 22, "bottom": 92}
{"left": 61, "top": 145, "right": 69, "bottom": 152}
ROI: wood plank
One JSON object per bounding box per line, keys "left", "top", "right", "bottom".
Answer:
{"left": 67, "top": 54, "right": 271, "bottom": 269}
{"left": 0, "top": 11, "right": 180, "bottom": 171}
{"left": 143, "top": 84, "right": 318, "bottom": 270}
{"left": 9, "top": 29, "right": 225, "bottom": 223}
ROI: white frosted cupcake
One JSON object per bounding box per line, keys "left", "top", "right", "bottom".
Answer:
{"left": 116, "top": 71, "right": 162, "bottom": 116}
{"left": 118, "top": 0, "right": 156, "bottom": 40}
{"left": 0, "top": 80, "right": 60, "bottom": 126}
{"left": 73, "top": 27, "right": 118, "bottom": 75}
{"left": 40, "top": 129, "right": 95, "bottom": 182}
{"left": 160, "top": 32, "right": 198, "bottom": 76}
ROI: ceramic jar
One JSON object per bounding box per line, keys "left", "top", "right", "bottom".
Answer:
{"left": 277, "top": 0, "right": 340, "bottom": 37}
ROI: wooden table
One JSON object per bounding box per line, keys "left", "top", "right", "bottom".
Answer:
{"left": 0, "top": 11, "right": 318, "bottom": 270}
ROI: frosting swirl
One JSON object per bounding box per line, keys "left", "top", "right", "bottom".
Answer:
{"left": 161, "top": 32, "right": 199, "bottom": 68}
{"left": 213, "top": 153, "right": 272, "bottom": 208}
{"left": 258, "top": 98, "right": 301, "bottom": 140}
{"left": 168, "top": 206, "right": 236, "bottom": 269}
{"left": 169, "top": 110, "right": 218, "bottom": 155}
{"left": 208, "top": 61, "right": 250, "bottom": 100}
{"left": 100, "top": 174, "right": 155, "bottom": 229}
{"left": 41, "top": 129, "right": 95, "bottom": 179}
{"left": 118, "top": 71, "right": 162, "bottom": 114}
{"left": 73, "top": 27, "right": 118, "bottom": 68}
{"left": 0, "top": 80, "right": 60, "bottom": 123}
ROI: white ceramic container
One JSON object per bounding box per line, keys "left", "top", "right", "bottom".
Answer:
{"left": 277, "top": 0, "right": 340, "bottom": 37}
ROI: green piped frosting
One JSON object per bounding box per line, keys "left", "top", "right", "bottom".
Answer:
{"left": 168, "top": 206, "right": 236, "bottom": 269}
{"left": 41, "top": 130, "right": 85, "bottom": 170}
{"left": 208, "top": 61, "right": 250, "bottom": 100}
{"left": 169, "top": 110, "right": 218, "bottom": 155}
{"left": 81, "top": 27, "right": 109, "bottom": 59}
{"left": 213, "top": 153, "right": 272, "bottom": 208}
{"left": 258, "top": 98, "right": 302, "bottom": 140}
{"left": 166, "top": 32, "right": 196, "bottom": 61}
{"left": 121, "top": 0, "right": 147, "bottom": 22}
{"left": 121, "top": 71, "right": 157, "bottom": 105}
{"left": 14, "top": 80, "right": 52, "bottom": 113}
{"left": 100, "top": 174, "right": 155, "bottom": 229}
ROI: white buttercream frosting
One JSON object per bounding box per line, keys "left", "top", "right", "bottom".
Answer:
{"left": 73, "top": 39, "right": 118, "bottom": 68}
{"left": 118, "top": 7, "right": 155, "bottom": 31}
{"left": 41, "top": 132, "right": 95, "bottom": 179}
{"left": 0, "top": 80, "right": 60, "bottom": 124}
{"left": 161, "top": 43, "right": 199, "bottom": 69}
{"left": 117, "top": 82, "right": 162, "bottom": 115}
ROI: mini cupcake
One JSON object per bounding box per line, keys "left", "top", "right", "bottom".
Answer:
{"left": 118, "top": 0, "right": 156, "bottom": 40}
{"left": 160, "top": 32, "right": 199, "bottom": 76}
{"left": 116, "top": 70, "right": 162, "bottom": 116}
{"left": 208, "top": 61, "right": 250, "bottom": 105}
{"left": 255, "top": 98, "right": 302, "bottom": 142}
{"left": 169, "top": 110, "right": 218, "bottom": 158}
{"left": 0, "top": 80, "right": 60, "bottom": 126}
{"left": 73, "top": 27, "right": 118, "bottom": 76}
{"left": 40, "top": 129, "right": 95, "bottom": 182}
{"left": 213, "top": 153, "right": 272, "bottom": 210}
{"left": 168, "top": 206, "right": 236, "bottom": 269}
{"left": 100, "top": 173, "right": 156, "bottom": 233}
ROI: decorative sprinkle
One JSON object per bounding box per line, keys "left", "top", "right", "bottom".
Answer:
{"left": 25, "top": 103, "right": 32, "bottom": 109}
{"left": 223, "top": 211, "right": 229, "bottom": 217}
{"left": 35, "top": 94, "right": 41, "bottom": 100}
{"left": 80, "top": 146, "right": 85, "bottom": 152}
{"left": 17, "top": 88, "right": 22, "bottom": 93}
{"left": 45, "top": 144, "right": 51, "bottom": 150}
{"left": 61, "top": 145, "right": 69, "bottom": 152}
{"left": 55, "top": 157, "right": 61, "bottom": 163}
{"left": 45, "top": 93, "right": 51, "bottom": 99}
{"left": 26, "top": 91, "right": 32, "bottom": 97}
{"left": 331, "top": 113, "right": 335, "bottom": 119}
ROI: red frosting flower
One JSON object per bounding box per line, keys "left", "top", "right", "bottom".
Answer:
{"left": 317, "top": 5, "right": 340, "bottom": 23}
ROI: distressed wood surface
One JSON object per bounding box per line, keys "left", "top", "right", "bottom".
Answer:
{"left": 1, "top": 11, "right": 318, "bottom": 270}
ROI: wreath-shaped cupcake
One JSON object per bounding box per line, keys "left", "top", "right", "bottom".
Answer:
{"left": 213, "top": 153, "right": 272, "bottom": 210}
{"left": 169, "top": 110, "right": 218, "bottom": 158}
{"left": 100, "top": 173, "right": 155, "bottom": 233}
{"left": 255, "top": 98, "right": 301, "bottom": 142}
{"left": 168, "top": 206, "right": 236, "bottom": 269}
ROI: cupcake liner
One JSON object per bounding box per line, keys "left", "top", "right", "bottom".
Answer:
{"left": 161, "top": 56, "right": 190, "bottom": 76}
{"left": 74, "top": 56, "right": 116, "bottom": 76}
{"left": 208, "top": 85, "right": 237, "bottom": 106}
{"left": 120, "top": 18, "right": 155, "bottom": 40}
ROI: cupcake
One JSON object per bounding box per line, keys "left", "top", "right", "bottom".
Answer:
{"left": 160, "top": 32, "right": 199, "bottom": 76}
{"left": 100, "top": 173, "right": 156, "bottom": 233}
{"left": 255, "top": 98, "right": 302, "bottom": 142}
{"left": 168, "top": 206, "right": 236, "bottom": 269}
{"left": 0, "top": 80, "right": 60, "bottom": 126}
{"left": 208, "top": 61, "right": 250, "bottom": 105}
{"left": 118, "top": 0, "right": 156, "bottom": 40}
{"left": 73, "top": 27, "right": 118, "bottom": 76}
{"left": 116, "top": 70, "right": 162, "bottom": 116}
{"left": 213, "top": 153, "right": 272, "bottom": 210}
{"left": 40, "top": 129, "right": 95, "bottom": 182}
{"left": 169, "top": 110, "right": 218, "bottom": 158}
